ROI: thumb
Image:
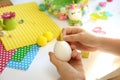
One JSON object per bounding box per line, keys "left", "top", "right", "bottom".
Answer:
{"left": 63, "top": 34, "right": 79, "bottom": 42}
{"left": 49, "top": 52, "right": 62, "bottom": 67}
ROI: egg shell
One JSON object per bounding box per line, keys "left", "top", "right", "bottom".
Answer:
{"left": 54, "top": 41, "right": 72, "bottom": 61}
{"left": 37, "top": 35, "right": 47, "bottom": 46}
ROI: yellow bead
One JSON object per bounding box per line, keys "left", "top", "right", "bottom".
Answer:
{"left": 81, "top": 51, "right": 89, "bottom": 58}
{"left": 0, "top": 26, "right": 3, "bottom": 31}
{"left": 48, "top": 8, "right": 52, "bottom": 13}
{"left": 43, "top": 31, "right": 53, "bottom": 42}
{"left": 37, "top": 35, "right": 47, "bottom": 46}
{"left": 53, "top": 11, "right": 59, "bottom": 16}
{"left": 90, "top": 13, "right": 100, "bottom": 21}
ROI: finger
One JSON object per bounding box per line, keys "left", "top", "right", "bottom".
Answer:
{"left": 70, "top": 44, "right": 76, "bottom": 50}
{"left": 76, "top": 44, "right": 97, "bottom": 51}
{"left": 76, "top": 53, "right": 82, "bottom": 60}
{"left": 62, "top": 27, "right": 83, "bottom": 35}
{"left": 49, "top": 52, "right": 61, "bottom": 67}
{"left": 63, "top": 34, "right": 79, "bottom": 42}
{"left": 71, "top": 42, "right": 97, "bottom": 51}
{"left": 71, "top": 50, "right": 78, "bottom": 58}
{"left": 72, "top": 50, "right": 81, "bottom": 60}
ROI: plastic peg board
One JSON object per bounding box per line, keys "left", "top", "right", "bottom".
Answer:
{"left": 0, "top": 41, "right": 16, "bottom": 73}
{"left": 0, "top": 2, "right": 61, "bottom": 50}
{"left": 11, "top": 45, "right": 33, "bottom": 61}
{"left": 7, "top": 44, "right": 39, "bottom": 70}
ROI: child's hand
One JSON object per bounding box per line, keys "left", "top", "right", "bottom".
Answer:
{"left": 49, "top": 50, "right": 85, "bottom": 80}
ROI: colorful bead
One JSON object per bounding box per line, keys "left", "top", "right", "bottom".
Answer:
{"left": 90, "top": 13, "right": 100, "bottom": 20}
{"left": 59, "top": 14, "right": 67, "bottom": 20}
{"left": 107, "top": 0, "right": 113, "bottom": 2}
{"left": 39, "top": 4, "right": 47, "bottom": 11}
{"left": 18, "top": 19, "right": 24, "bottom": 24}
{"left": 96, "top": 6, "right": 102, "bottom": 11}
{"left": 99, "top": 2, "right": 107, "bottom": 7}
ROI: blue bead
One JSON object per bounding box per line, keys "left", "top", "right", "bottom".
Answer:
{"left": 105, "top": 12, "right": 113, "bottom": 17}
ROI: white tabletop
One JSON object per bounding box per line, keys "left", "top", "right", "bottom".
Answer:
{"left": 0, "top": 0, "right": 120, "bottom": 80}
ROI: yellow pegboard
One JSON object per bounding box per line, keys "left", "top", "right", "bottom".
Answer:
{"left": 0, "top": 2, "right": 61, "bottom": 50}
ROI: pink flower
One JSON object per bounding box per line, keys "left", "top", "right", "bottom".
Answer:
{"left": 1, "top": 12, "right": 15, "bottom": 19}
{"left": 70, "top": 4, "right": 74, "bottom": 9}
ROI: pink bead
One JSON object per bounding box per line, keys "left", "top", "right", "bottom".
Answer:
{"left": 59, "top": 14, "right": 67, "bottom": 20}
{"left": 99, "top": 2, "right": 107, "bottom": 7}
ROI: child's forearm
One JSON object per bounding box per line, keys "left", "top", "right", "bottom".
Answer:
{"left": 96, "top": 37, "right": 120, "bottom": 56}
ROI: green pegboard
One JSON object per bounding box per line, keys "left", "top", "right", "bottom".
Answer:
{"left": 11, "top": 45, "right": 33, "bottom": 61}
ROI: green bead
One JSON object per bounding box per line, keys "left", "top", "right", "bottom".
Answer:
{"left": 39, "top": 4, "right": 47, "bottom": 11}
{"left": 96, "top": 6, "right": 102, "bottom": 11}
{"left": 18, "top": 19, "right": 24, "bottom": 24}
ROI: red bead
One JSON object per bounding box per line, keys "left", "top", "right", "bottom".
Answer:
{"left": 107, "top": 0, "right": 113, "bottom": 2}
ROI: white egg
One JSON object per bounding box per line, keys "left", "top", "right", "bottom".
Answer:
{"left": 54, "top": 41, "right": 72, "bottom": 61}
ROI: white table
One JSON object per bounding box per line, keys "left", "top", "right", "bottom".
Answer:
{"left": 0, "top": 0, "right": 120, "bottom": 80}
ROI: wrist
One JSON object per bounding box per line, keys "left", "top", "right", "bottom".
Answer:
{"left": 94, "top": 36, "right": 106, "bottom": 50}
{"left": 75, "top": 72, "right": 86, "bottom": 80}
{"left": 88, "top": 34, "right": 101, "bottom": 48}
{"left": 94, "top": 36, "right": 101, "bottom": 48}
